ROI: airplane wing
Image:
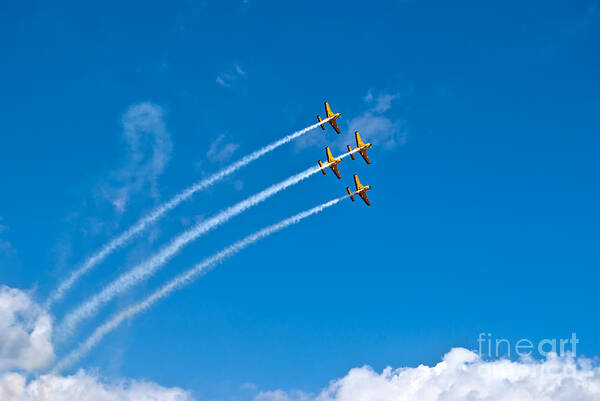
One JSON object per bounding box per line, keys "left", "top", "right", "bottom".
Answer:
{"left": 330, "top": 119, "right": 341, "bottom": 134}
{"left": 325, "top": 102, "right": 333, "bottom": 117}
{"left": 359, "top": 191, "right": 371, "bottom": 206}
{"left": 353, "top": 174, "right": 363, "bottom": 190}
{"left": 330, "top": 164, "right": 342, "bottom": 179}
{"left": 360, "top": 151, "right": 371, "bottom": 164}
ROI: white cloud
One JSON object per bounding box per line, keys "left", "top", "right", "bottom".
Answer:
{"left": 102, "top": 102, "right": 173, "bottom": 213}
{"left": 0, "top": 286, "right": 54, "bottom": 372}
{"left": 0, "top": 373, "right": 25, "bottom": 401}
{"left": 257, "top": 348, "right": 600, "bottom": 401}
{"left": 197, "top": 135, "right": 243, "bottom": 191}
{"left": 216, "top": 63, "right": 246, "bottom": 88}
{"left": 346, "top": 91, "right": 406, "bottom": 149}
{"left": 362, "top": 90, "right": 400, "bottom": 113}
{"left": 206, "top": 134, "right": 240, "bottom": 164}
{"left": 0, "top": 370, "right": 194, "bottom": 401}
{"left": 346, "top": 111, "right": 404, "bottom": 150}
{"left": 373, "top": 93, "right": 399, "bottom": 113}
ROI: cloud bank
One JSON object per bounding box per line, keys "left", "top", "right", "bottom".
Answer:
{"left": 256, "top": 348, "right": 600, "bottom": 401}
{"left": 3, "top": 284, "right": 600, "bottom": 400}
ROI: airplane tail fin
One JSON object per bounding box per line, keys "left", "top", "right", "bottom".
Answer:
{"left": 326, "top": 146, "right": 335, "bottom": 163}
{"left": 325, "top": 101, "right": 334, "bottom": 118}
{"left": 355, "top": 131, "right": 365, "bottom": 147}
{"left": 317, "top": 115, "right": 326, "bottom": 130}
{"left": 318, "top": 160, "right": 326, "bottom": 175}
{"left": 346, "top": 187, "right": 355, "bottom": 201}
{"left": 347, "top": 145, "right": 355, "bottom": 159}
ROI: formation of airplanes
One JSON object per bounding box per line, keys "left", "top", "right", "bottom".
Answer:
{"left": 316, "top": 101, "right": 373, "bottom": 206}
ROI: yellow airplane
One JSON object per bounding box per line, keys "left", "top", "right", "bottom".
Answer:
{"left": 318, "top": 146, "right": 342, "bottom": 179}
{"left": 346, "top": 131, "right": 372, "bottom": 164}
{"left": 346, "top": 174, "right": 372, "bottom": 206}
{"left": 317, "top": 101, "right": 341, "bottom": 134}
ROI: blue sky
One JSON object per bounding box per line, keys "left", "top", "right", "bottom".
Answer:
{"left": 0, "top": 0, "right": 599, "bottom": 399}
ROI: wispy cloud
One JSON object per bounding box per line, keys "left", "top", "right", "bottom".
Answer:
{"left": 347, "top": 90, "right": 407, "bottom": 149}
{"left": 100, "top": 102, "right": 173, "bottom": 213}
{"left": 206, "top": 134, "right": 240, "bottom": 164}
{"left": 0, "top": 217, "right": 16, "bottom": 257}
{"left": 216, "top": 63, "right": 246, "bottom": 88}
{"left": 235, "top": 64, "right": 246, "bottom": 76}
{"left": 363, "top": 90, "right": 399, "bottom": 113}
{"left": 216, "top": 76, "right": 231, "bottom": 88}
{"left": 196, "top": 134, "right": 242, "bottom": 190}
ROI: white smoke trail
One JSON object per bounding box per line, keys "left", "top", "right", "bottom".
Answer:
{"left": 56, "top": 155, "right": 355, "bottom": 342}
{"left": 53, "top": 195, "right": 346, "bottom": 373}
{"left": 46, "top": 117, "right": 335, "bottom": 309}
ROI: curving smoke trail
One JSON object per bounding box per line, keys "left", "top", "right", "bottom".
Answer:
{"left": 46, "top": 116, "right": 335, "bottom": 309}
{"left": 55, "top": 153, "right": 357, "bottom": 342}
{"left": 53, "top": 195, "right": 347, "bottom": 373}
